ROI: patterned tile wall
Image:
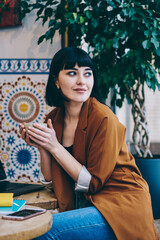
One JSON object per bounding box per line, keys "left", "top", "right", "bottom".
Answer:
{"left": 0, "top": 59, "right": 52, "bottom": 182}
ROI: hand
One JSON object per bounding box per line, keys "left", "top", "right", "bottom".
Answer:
{"left": 19, "top": 122, "right": 42, "bottom": 149}
{"left": 27, "top": 119, "right": 59, "bottom": 153}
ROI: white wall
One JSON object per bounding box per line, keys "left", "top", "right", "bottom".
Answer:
{"left": 116, "top": 85, "right": 160, "bottom": 143}
{"left": 0, "top": 11, "right": 61, "bottom": 58}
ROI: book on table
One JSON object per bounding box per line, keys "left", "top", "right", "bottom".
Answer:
{"left": 0, "top": 199, "right": 26, "bottom": 214}
{"left": 0, "top": 193, "right": 14, "bottom": 206}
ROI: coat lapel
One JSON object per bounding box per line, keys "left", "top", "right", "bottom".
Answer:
{"left": 73, "top": 98, "right": 91, "bottom": 166}
{"left": 51, "top": 108, "right": 75, "bottom": 211}
{"left": 52, "top": 107, "right": 64, "bottom": 144}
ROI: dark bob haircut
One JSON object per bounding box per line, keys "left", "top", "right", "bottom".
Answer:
{"left": 45, "top": 47, "right": 100, "bottom": 107}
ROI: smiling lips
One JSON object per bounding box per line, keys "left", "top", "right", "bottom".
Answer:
{"left": 74, "top": 88, "right": 87, "bottom": 93}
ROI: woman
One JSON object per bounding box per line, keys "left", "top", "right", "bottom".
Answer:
{"left": 19, "top": 47, "right": 158, "bottom": 240}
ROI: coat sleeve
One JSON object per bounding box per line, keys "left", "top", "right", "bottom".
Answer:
{"left": 86, "top": 116, "right": 126, "bottom": 194}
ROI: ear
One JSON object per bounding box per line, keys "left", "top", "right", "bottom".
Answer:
{"left": 55, "top": 80, "right": 60, "bottom": 89}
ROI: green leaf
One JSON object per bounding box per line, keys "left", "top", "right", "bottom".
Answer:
{"left": 115, "top": 0, "right": 121, "bottom": 3}
{"left": 48, "top": 19, "right": 55, "bottom": 27}
{"left": 156, "top": 82, "right": 160, "bottom": 91}
{"left": 44, "top": 8, "right": 53, "bottom": 18}
{"left": 153, "top": 19, "right": 158, "bottom": 28}
{"left": 80, "top": 16, "right": 84, "bottom": 24}
{"left": 86, "top": 11, "right": 92, "bottom": 19}
{"left": 112, "top": 38, "right": 119, "bottom": 49}
{"left": 73, "top": 12, "right": 77, "bottom": 21}
{"left": 105, "top": 39, "right": 113, "bottom": 49}
{"left": 91, "top": 18, "right": 99, "bottom": 28}
{"left": 116, "top": 99, "right": 123, "bottom": 108}
{"left": 120, "top": 32, "right": 126, "bottom": 40}
{"left": 37, "top": 8, "right": 44, "bottom": 16}
{"left": 144, "top": 30, "right": 150, "bottom": 38}
{"left": 107, "top": 0, "right": 116, "bottom": 8}
{"left": 142, "top": 40, "right": 150, "bottom": 49}
{"left": 129, "top": 8, "right": 136, "bottom": 18}
{"left": 151, "top": 81, "right": 156, "bottom": 91}
{"left": 122, "top": 8, "right": 129, "bottom": 17}
{"left": 21, "top": 1, "right": 29, "bottom": 9}
{"left": 45, "top": 28, "right": 55, "bottom": 40}
{"left": 151, "top": 38, "right": 159, "bottom": 49}
{"left": 152, "top": 30, "right": 158, "bottom": 39}
{"left": 38, "top": 35, "right": 45, "bottom": 45}
{"left": 42, "top": 16, "right": 48, "bottom": 25}
{"left": 73, "top": 0, "right": 78, "bottom": 6}
{"left": 156, "top": 48, "right": 160, "bottom": 56}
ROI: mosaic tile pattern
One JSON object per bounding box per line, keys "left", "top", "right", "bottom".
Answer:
{"left": 0, "top": 59, "right": 51, "bottom": 74}
{"left": 0, "top": 59, "right": 52, "bottom": 182}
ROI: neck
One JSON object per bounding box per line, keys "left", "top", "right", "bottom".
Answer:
{"left": 64, "top": 102, "right": 83, "bottom": 122}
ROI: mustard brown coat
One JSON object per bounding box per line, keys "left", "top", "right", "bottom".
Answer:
{"left": 46, "top": 97, "right": 158, "bottom": 240}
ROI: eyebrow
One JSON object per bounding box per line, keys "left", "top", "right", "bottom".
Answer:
{"left": 85, "top": 67, "right": 92, "bottom": 71}
{"left": 67, "top": 67, "right": 92, "bottom": 71}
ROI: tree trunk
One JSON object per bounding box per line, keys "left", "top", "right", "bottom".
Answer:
{"left": 126, "top": 79, "right": 153, "bottom": 158}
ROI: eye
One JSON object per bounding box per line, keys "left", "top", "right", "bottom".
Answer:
{"left": 67, "top": 71, "right": 76, "bottom": 76}
{"left": 84, "top": 71, "right": 92, "bottom": 77}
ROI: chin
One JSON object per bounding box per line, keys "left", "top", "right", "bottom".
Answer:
{"left": 75, "top": 95, "right": 90, "bottom": 102}
{"left": 64, "top": 92, "right": 91, "bottom": 104}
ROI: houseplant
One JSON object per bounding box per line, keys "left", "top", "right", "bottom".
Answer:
{"left": 21, "top": 0, "right": 160, "bottom": 218}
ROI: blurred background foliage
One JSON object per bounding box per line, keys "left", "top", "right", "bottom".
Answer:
{"left": 21, "top": 0, "right": 160, "bottom": 106}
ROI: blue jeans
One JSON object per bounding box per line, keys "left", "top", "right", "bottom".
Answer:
{"left": 34, "top": 206, "right": 117, "bottom": 240}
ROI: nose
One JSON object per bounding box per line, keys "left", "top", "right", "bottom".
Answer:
{"left": 76, "top": 73, "right": 85, "bottom": 85}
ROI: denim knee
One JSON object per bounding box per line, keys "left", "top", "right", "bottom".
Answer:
{"left": 34, "top": 207, "right": 117, "bottom": 240}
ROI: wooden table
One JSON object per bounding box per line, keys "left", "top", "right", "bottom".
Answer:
{"left": 0, "top": 205, "right": 52, "bottom": 240}
{"left": 15, "top": 188, "right": 58, "bottom": 210}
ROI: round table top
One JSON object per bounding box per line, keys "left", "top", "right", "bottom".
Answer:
{"left": 0, "top": 205, "right": 52, "bottom": 240}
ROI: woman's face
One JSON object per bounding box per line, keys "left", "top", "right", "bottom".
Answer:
{"left": 56, "top": 64, "right": 94, "bottom": 104}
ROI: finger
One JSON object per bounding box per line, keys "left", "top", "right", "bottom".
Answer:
{"left": 19, "top": 122, "right": 26, "bottom": 129}
{"left": 28, "top": 128, "right": 48, "bottom": 142}
{"left": 47, "top": 119, "right": 53, "bottom": 129}
{"left": 26, "top": 133, "right": 33, "bottom": 145}
{"left": 19, "top": 122, "right": 26, "bottom": 134}
{"left": 20, "top": 129, "right": 26, "bottom": 140}
{"left": 25, "top": 133, "right": 29, "bottom": 143}
{"left": 28, "top": 134, "right": 45, "bottom": 147}
{"left": 19, "top": 124, "right": 24, "bottom": 134}
{"left": 28, "top": 125, "right": 49, "bottom": 137}
{"left": 32, "top": 123, "right": 49, "bottom": 132}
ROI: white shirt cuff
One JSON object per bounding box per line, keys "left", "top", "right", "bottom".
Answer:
{"left": 39, "top": 170, "right": 53, "bottom": 189}
{"left": 75, "top": 166, "right": 91, "bottom": 193}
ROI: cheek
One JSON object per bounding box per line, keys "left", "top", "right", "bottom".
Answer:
{"left": 59, "top": 79, "right": 72, "bottom": 94}
{"left": 90, "top": 78, "right": 94, "bottom": 89}
{"left": 59, "top": 78, "right": 69, "bottom": 88}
